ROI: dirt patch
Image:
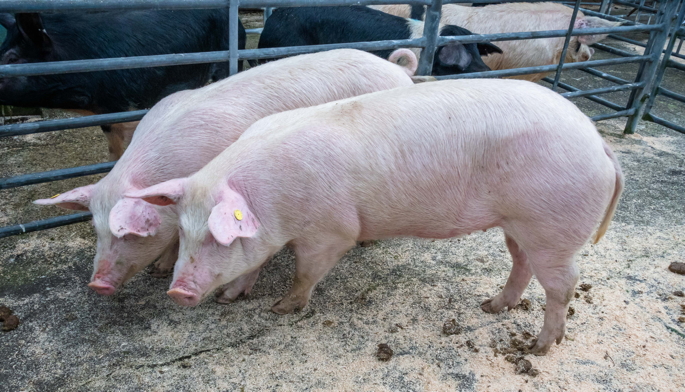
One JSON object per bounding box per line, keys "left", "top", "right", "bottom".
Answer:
{"left": 0, "top": 305, "right": 19, "bottom": 332}
{"left": 376, "top": 343, "right": 394, "bottom": 361}
{"left": 515, "top": 298, "right": 532, "bottom": 311}
{"left": 669, "top": 262, "right": 685, "bottom": 275}
{"left": 442, "top": 319, "right": 462, "bottom": 336}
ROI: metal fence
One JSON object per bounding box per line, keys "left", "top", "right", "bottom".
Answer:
{"left": 0, "top": 0, "right": 683, "bottom": 238}
{"left": 582, "top": 0, "right": 685, "bottom": 133}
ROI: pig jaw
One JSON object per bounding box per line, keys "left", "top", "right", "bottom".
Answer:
{"left": 88, "top": 234, "right": 174, "bottom": 295}
{"left": 167, "top": 257, "right": 225, "bottom": 307}
{"left": 88, "top": 257, "right": 120, "bottom": 295}
{"left": 167, "top": 236, "right": 274, "bottom": 307}
{"left": 88, "top": 256, "right": 140, "bottom": 295}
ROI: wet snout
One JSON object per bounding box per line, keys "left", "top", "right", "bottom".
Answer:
{"left": 167, "top": 287, "right": 201, "bottom": 307}
{"left": 88, "top": 274, "right": 117, "bottom": 296}
{"left": 88, "top": 259, "right": 140, "bottom": 295}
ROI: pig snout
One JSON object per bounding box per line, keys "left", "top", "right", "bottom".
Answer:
{"left": 88, "top": 258, "right": 136, "bottom": 295}
{"left": 167, "top": 287, "right": 201, "bottom": 307}
{"left": 88, "top": 274, "right": 117, "bottom": 296}
{"left": 167, "top": 278, "right": 203, "bottom": 306}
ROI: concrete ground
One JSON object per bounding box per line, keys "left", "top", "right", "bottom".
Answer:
{"left": 1, "top": 10, "right": 684, "bottom": 392}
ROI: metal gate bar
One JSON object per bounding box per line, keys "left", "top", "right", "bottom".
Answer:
{"left": 1, "top": 0, "right": 681, "bottom": 238}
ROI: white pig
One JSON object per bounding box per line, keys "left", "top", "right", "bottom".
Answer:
{"left": 371, "top": 2, "right": 621, "bottom": 82}
{"left": 34, "top": 48, "right": 418, "bottom": 297}
{"left": 127, "top": 79, "right": 623, "bottom": 355}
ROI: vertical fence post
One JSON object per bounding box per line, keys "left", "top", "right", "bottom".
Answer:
{"left": 416, "top": 0, "right": 442, "bottom": 76}
{"left": 641, "top": 1, "right": 685, "bottom": 121}
{"left": 600, "top": 0, "right": 612, "bottom": 14}
{"left": 635, "top": 0, "right": 646, "bottom": 23}
{"left": 552, "top": 0, "right": 582, "bottom": 91}
{"left": 264, "top": 6, "right": 273, "bottom": 22}
{"left": 624, "top": 0, "right": 679, "bottom": 134}
{"left": 229, "top": 0, "right": 240, "bottom": 76}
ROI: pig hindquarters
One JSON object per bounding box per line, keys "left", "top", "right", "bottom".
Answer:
{"left": 130, "top": 79, "right": 623, "bottom": 356}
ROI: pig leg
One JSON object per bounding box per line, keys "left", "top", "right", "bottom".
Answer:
{"left": 150, "top": 241, "right": 179, "bottom": 278}
{"left": 527, "top": 250, "right": 579, "bottom": 356}
{"left": 481, "top": 235, "right": 533, "bottom": 313}
{"left": 215, "top": 266, "right": 264, "bottom": 304}
{"left": 102, "top": 121, "right": 139, "bottom": 160}
{"left": 272, "top": 238, "right": 356, "bottom": 314}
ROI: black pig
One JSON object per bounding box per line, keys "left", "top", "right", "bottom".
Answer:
{"left": 0, "top": 11, "right": 246, "bottom": 159}
{"left": 258, "top": 6, "right": 501, "bottom": 76}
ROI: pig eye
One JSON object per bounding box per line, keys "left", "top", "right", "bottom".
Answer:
{"left": 575, "top": 41, "right": 582, "bottom": 52}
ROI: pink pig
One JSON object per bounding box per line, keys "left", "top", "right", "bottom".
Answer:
{"left": 34, "top": 48, "right": 417, "bottom": 297}
{"left": 128, "top": 79, "right": 623, "bottom": 355}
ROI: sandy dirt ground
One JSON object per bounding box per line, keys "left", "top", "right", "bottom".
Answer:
{"left": 0, "top": 9, "right": 684, "bottom": 392}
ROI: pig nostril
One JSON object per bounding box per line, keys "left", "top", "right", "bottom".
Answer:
{"left": 88, "top": 281, "right": 116, "bottom": 296}
{"left": 167, "top": 288, "right": 199, "bottom": 306}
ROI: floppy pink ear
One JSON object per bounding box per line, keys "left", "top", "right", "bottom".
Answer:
{"left": 124, "top": 178, "right": 187, "bottom": 207}
{"left": 34, "top": 184, "right": 96, "bottom": 211}
{"left": 208, "top": 188, "right": 259, "bottom": 246}
{"left": 109, "top": 197, "right": 162, "bottom": 238}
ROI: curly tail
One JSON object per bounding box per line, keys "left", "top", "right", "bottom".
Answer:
{"left": 388, "top": 48, "right": 419, "bottom": 77}
{"left": 593, "top": 140, "right": 624, "bottom": 244}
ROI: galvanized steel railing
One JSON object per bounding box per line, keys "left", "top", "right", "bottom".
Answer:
{"left": 0, "top": 0, "right": 682, "bottom": 238}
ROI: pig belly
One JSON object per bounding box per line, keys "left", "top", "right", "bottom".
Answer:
{"left": 356, "top": 200, "right": 502, "bottom": 241}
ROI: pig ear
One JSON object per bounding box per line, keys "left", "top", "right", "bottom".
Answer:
{"left": 574, "top": 16, "right": 623, "bottom": 45}
{"left": 438, "top": 43, "right": 472, "bottom": 71}
{"left": 477, "top": 42, "right": 503, "bottom": 56}
{"left": 208, "top": 188, "right": 259, "bottom": 246}
{"left": 34, "top": 184, "right": 95, "bottom": 211}
{"left": 125, "top": 178, "right": 188, "bottom": 207}
{"left": 15, "top": 13, "right": 52, "bottom": 50}
{"left": 0, "top": 13, "right": 15, "bottom": 29}
{"left": 109, "top": 197, "right": 162, "bottom": 238}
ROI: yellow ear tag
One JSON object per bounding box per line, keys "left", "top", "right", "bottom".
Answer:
{"left": 234, "top": 210, "right": 243, "bottom": 221}
{"left": 50, "top": 193, "right": 61, "bottom": 199}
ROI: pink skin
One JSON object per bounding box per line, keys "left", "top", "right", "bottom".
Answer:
{"left": 129, "top": 79, "right": 623, "bottom": 355}
{"left": 32, "top": 49, "right": 416, "bottom": 295}
{"left": 87, "top": 258, "right": 117, "bottom": 295}
{"left": 372, "top": 3, "right": 621, "bottom": 82}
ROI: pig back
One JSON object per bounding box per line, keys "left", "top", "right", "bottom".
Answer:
{"left": 222, "top": 79, "right": 612, "bottom": 240}
{"left": 107, "top": 49, "right": 415, "bottom": 188}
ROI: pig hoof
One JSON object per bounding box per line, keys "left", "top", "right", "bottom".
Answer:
{"left": 528, "top": 339, "right": 551, "bottom": 356}
{"left": 480, "top": 298, "right": 503, "bottom": 314}
{"left": 271, "top": 298, "right": 305, "bottom": 315}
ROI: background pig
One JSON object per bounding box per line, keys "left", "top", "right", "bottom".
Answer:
{"left": 371, "top": 2, "right": 620, "bottom": 81}
{"left": 34, "top": 48, "right": 417, "bottom": 298}
{"left": 0, "top": 11, "right": 246, "bottom": 159}
{"left": 258, "top": 6, "right": 502, "bottom": 75}
{"left": 130, "top": 79, "right": 622, "bottom": 356}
